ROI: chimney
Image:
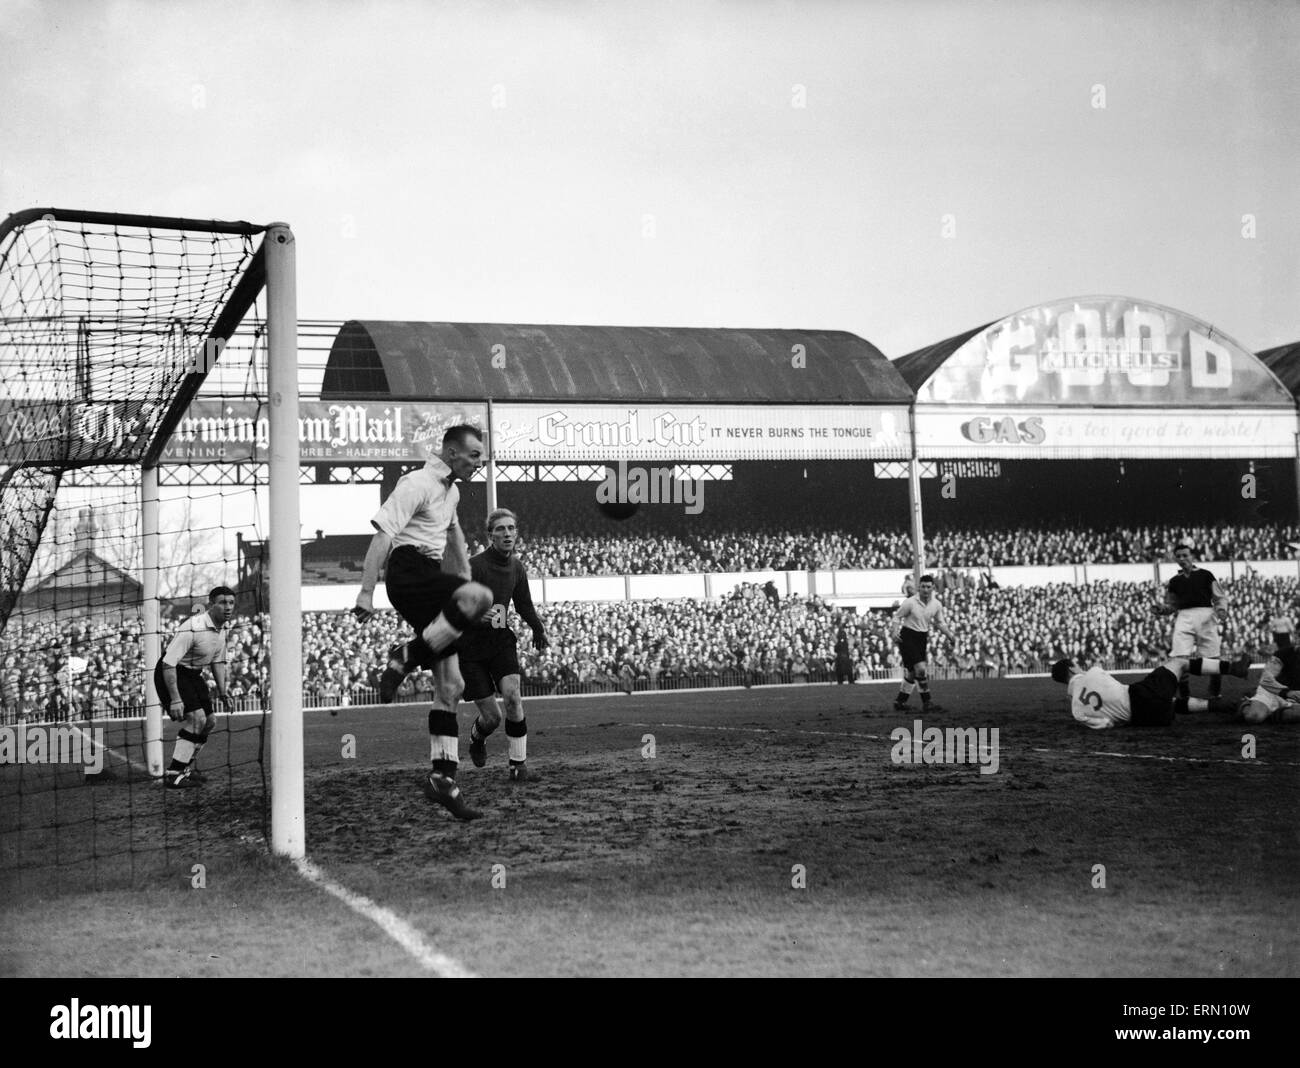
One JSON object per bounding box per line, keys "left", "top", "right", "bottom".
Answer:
{"left": 74, "top": 506, "right": 98, "bottom": 556}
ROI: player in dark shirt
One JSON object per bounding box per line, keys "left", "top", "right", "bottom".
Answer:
{"left": 1154, "top": 543, "right": 1227, "bottom": 701}
{"left": 461, "top": 508, "right": 548, "bottom": 782}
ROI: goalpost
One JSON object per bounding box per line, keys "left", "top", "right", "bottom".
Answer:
{"left": 0, "top": 207, "right": 304, "bottom": 881}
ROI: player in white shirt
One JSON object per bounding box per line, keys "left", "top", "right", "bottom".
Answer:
{"left": 1051, "top": 652, "right": 1250, "bottom": 729}
{"left": 892, "top": 574, "right": 956, "bottom": 713}
{"left": 155, "top": 586, "right": 236, "bottom": 788}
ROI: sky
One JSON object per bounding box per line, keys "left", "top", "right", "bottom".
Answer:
{"left": 3, "top": 0, "right": 1298, "bottom": 546}
{"left": 2, "top": 0, "right": 1297, "bottom": 359}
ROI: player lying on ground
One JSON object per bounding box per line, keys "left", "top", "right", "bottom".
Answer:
{"left": 354, "top": 425, "right": 494, "bottom": 820}
{"left": 155, "top": 586, "right": 236, "bottom": 788}
{"left": 459, "top": 508, "right": 548, "bottom": 783}
{"left": 1153, "top": 543, "right": 1228, "bottom": 700}
{"left": 1051, "top": 652, "right": 1251, "bottom": 729}
{"left": 892, "top": 574, "right": 956, "bottom": 713}
{"left": 1236, "top": 616, "right": 1300, "bottom": 724}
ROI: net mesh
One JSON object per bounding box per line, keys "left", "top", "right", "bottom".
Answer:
{"left": 0, "top": 210, "right": 271, "bottom": 891}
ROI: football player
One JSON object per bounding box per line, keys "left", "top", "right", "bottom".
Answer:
{"left": 1237, "top": 617, "right": 1300, "bottom": 724}
{"left": 892, "top": 574, "right": 956, "bottom": 713}
{"left": 1153, "top": 543, "right": 1227, "bottom": 703}
{"left": 1051, "top": 653, "right": 1250, "bottom": 729}
{"left": 460, "top": 508, "right": 549, "bottom": 782}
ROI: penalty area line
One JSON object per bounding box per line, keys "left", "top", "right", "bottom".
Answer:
{"left": 291, "top": 857, "right": 477, "bottom": 978}
{"left": 1030, "top": 747, "right": 1296, "bottom": 768}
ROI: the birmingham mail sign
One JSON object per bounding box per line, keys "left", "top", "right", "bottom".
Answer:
{"left": 492, "top": 404, "right": 911, "bottom": 461}
{"left": 916, "top": 407, "right": 1296, "bottom": 459}
{"left": 161, "top": 400, "right": 488, "bottom": 463}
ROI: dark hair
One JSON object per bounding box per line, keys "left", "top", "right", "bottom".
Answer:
{"left": 1050, "top": 658, "right": 1075, "bottom": 684}
{"left": 1173, "top": 543, "right": 1193, "bottom": 554}
{"left": 442, "top": 424, "right": 484, "bottom": 448}
{"left": 919, "top": 574, "right": 935, "bottom": 585}
{"left": 209, "top": 586, "right": 236, "bottom": 602}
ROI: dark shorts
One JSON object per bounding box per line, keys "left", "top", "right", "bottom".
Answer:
{"left": 384, "top": 545, "right": 468, "bottom": 637}
{"left": 1128, "top": 665, "right": 1178, "bottom": 726}
{"left": 458, "top": 629, "right": 522, "bottom": 702}
{"left": 898, "top": 628, "right": 929, "bottom": 669}
{"left": 154, "top": 661, "right": 213, "bottom": 716}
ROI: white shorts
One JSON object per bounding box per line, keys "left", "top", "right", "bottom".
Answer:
{"left": 1170, "top": 607, "right": 1220, "bottom": 658}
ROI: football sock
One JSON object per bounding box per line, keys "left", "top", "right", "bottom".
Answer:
{"left": 506, "top": 716, "right": 528, "bottom": 766}
{"left": 167, "top": 730, "right": 198, "bottom": 775}
{"left": 428, "top": 708, "right": 460, "bottom": 778}
{"left": 1209, "top": 675, "right": 1222, "bottom": 697}
{"left": 1189, "top": 658, "right": 1235, "bottom": 676}
{"left": 1187, "top": 697, "right": 1210, "bottom": 713}
{"left": 1177, "top": 678, "right": 1191, "bottom": 700}
{"left": 421, "top": 616, "right": 463, "bottom": 656}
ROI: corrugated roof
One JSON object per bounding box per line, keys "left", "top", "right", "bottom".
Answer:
{"left": 891, "top": 323, "right": 993, "bottom": 391}
{"left": 1258, "top": 341, "right": 1300, "bottom": 395}
{"left": 320, "top": 321, "right": 913, "bottom": 404}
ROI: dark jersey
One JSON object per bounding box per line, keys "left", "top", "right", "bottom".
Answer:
{"left": 466, "top": 548, "right": 544, "bottom": 634}
{"left": 1167, "top": 568, "right": 1216, "bottom": 610}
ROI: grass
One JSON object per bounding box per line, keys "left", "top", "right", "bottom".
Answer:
{"left": 2, "top": 674, "right": 1297, "bottom": 976}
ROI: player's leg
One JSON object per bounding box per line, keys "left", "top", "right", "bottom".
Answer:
{"left": 159, "top": 664, "right": 203, "bottom": 788}
{"left": 423, "top": 653, "right": 481, "bottom": 820}
{"left": 1170, "top": 613, "right": 1197, "bottom": 701}
{"left": 894, "top": 631, "right": 921, "bottom": 710}
{"left": 462, "top": 652, "right": 502, "bottom": 768}
{"left": 498, "top": 673, "right": 539, "bottom": 782}
{"left": 381, "top": 555, "right": 491, "bottom": 702}
{"left": 1195, "top": 613, "right": 1225, "bottom": 698}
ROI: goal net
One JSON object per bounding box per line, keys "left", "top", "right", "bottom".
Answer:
{"left": 0, "top": 208, "right": 301, "bottom": 890}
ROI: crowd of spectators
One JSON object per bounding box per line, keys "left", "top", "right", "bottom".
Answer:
{"left": 3, "top": 570, "right": 1296, "bottom": 720}
{"left": 465, "top": 521, "right": 1300, "bottom": 577}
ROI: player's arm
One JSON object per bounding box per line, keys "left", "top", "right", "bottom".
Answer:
{"left": 354, "top": 526, "right": 392, "bottom": 621}
{"left": 211, "top": 659, "right": 233, "bottom": 710}
{"left": 934, "top": 602, "right": 956, "bottom": 642}
{"left": 1153, "top": 586, "right": 1178, "bottom": 616}
{"left": 442, "top": 518, "right": 471, "bottom": 580}
{"left": 513, "top": 568, "right": 548, "bottom": 650}
{"left": 161, "top": 630, "right": 190, "bottom": 721}
{"left": 1210, "top": 579, "right": 1228, "bottom": 615}
{"left": 891, "top": 600, "right": 908, "bottom": 639}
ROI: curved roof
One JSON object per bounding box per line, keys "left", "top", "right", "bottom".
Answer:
{"left": 321, "top": 321, "right": 912, "bottom": 404}
{"left": 1258, "top": 341, "right": 1300, "bottom": 395}
{"left": 893, "top": 296, "right": 1292, "bottom": 408}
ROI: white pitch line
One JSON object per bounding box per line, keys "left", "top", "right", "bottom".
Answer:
{"left": 1029, "top": 747, "right": 1297, "bottom": 768}
{"left": 71, "top": 725, "right": 154, "bottom": 777}
{"left": 543, "top": 720, "right": 1295, "bottom": 768}
{"left": 292, "top": 856, "right": 477, "bottom": 978}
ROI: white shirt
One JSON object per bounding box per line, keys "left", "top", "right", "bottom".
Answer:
{"left": 371, "top": 457, "right": 460, "bottom": 559}
{"left": 895, "top": 594, "right": 946, "bottom": 634}
{"left": 1068, "top": 667, "right": 1130, "bottom": 729}
{"left": 163, "top": 612, "right": 228, "bottom": 670}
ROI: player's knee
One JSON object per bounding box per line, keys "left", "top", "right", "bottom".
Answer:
{"left": 504, "top": 691, "right": 524, "bottom": 720}
{"left": 903, "top": 670, "right": 915, "bottom": 684}
{"left": 456, "top": 582, "right": 493, "bottom": 621}
{"left": 477, "top": 698, "right": 502, "bottom": 730}
{"left": 914, "top": 665, "right": 928, "bottom": 682}
{"left": 1240, "top": 700, "right": 1269, "bottom": 724}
